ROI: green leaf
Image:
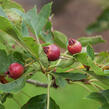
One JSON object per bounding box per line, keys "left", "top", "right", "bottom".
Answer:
{"left": 21, "top": 21, "right": 29, "bottom": 37}
{"left": 0, "top": 18, "right": 37, "bottom": 59}
{"left": 85, "top": 71, "right": 109, "bottom": 87}
{"left": 87, "top": 44, "right": 94, "bottom": 60}
{"left": 39, "top": 50, "right": 49, "bottom": 68}
{"left": 88, "top": 57, "right": 104, "bottom": 75}
{"left": 57, "top": 58, "right": 74, "bottom": 68}
{"left": 55, "top": 76, "right": 67, "bottom": 87}
{"left": 9, "top": 51, "right": 25, "bottom": 65}
{"left": 0, "top": 104, "right": 5, "bottom": 109}
{"left": 75, "top": 53, "right": 89, "bottom": 66}
{"left": 24, "top": 6, "right": 37, "bottom": 34}
{"left": 21, "top": 94, "right": 60, "bottom": 109}
{"left": 25, "top": 3, "right": 52, "bottom": 36}
{"left": 4, "top": 9, "right": 22, "bottom": 30}
{"left": 96, "top": 52, "right": 109, "bottom": 64}
{"left": 22, "top": 37, "right": 40, "bottom": 58}
{"left": 0, "top": 93, "right": 13, "bottom": 103}
{"left": 100, "top": 104, "right": 109, "bottom": 109}
{"left": 36, "top": 3, "right": 52, "bottom": 35}
{"left": 87, "top": 92, "right": 107, "bottom": 104}
{"left": 53, "top": 72, "right": 87, "bottom": 81}
{"left": 0, "top": 77, "right": 26, "bottom": 93}
{"left": 0, "top": 41, "right": 7, "bottom": 50}
{"left": 45, "top": 21, "right": 52, "bottom": 30}
{"left": 39, "top": 21, "right": 53, "bottom": 43}
{"left": 86, "top": 8, "right": 109, "bottom": 34}
{"left": 1, "top": 0, "right": 24, "bottom": 12}
{"left": 0, "top": 7, "right": 7, "bottom": 17}
{"left": 0, "top": 50, "right": 11, "bottom": 73}
{"left": 78, "top": 36, "right": 105, "bottom": 46}
{"left": 0, "top": 16, "right": 20, "bottom": 40}
{"left": 87, "top": 90, "right": 109, "bottom": 109}
{"left": 75, "top": 53, "right": 104, "bottom": 75}
{"left": 53, "top": 31, "right": 68, "bottom": 49}
{"left": 39, "top": 31, "right": 53, "bottom": 43}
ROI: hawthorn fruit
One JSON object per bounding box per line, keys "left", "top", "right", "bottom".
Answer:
{"left": 9, "top": 63, "right": 24, "bottom": 79}
{"left": 68, "top": 38, "right": 82, "bottom": 55}
{"left": 43, "top": 44, "right": 60, "bottom": 61}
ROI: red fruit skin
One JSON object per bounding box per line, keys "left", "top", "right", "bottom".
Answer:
{"left": 43, "top": 44, "right": 60, "bottom": 61}
{"left": 9, "top": 63, "right": 24, "bottom": 79}
{"left": 68, "top": 38, "right": 82, "bottom": 55}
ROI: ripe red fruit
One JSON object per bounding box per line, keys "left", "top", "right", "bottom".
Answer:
{"left": 43, "top": 44, "right": 60, "bottom": 61}
{"left": 9, "top": 63, "right": 24, "bottom": 79}
{"left": 68, "top": 38, "right": 82, "bottom": 55}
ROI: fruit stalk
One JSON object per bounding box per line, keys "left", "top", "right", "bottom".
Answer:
{"left": 47, "top": 74, "right": 51, "bottom": 109}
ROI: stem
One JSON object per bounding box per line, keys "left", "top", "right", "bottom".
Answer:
{"left": 56, "top": 58, "right": 62, "bottom": 66}
{"left": 26, "top": 79, "right": 48, "bottom": 88}
{"left": 24, "top": 60, "right": 35, "bottom": 68}
{"left": 47, "top": 74, "right": 51, "bottom": 109}
{"left": 56, "top": 51, "right": 68, "bottom": 67}
{"left": 91, "top": 82, "right": 104, "bottom": 90}
{"left": 61, "top": 54, "right": 72, "bottom": 58}
{"left": 90, "top": 83, "right": 99, "bottom": 91}
{"left": 36, "top": 36, "right": 40, "bottom": 44}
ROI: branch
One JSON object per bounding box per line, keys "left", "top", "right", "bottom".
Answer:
{"left": 26, "top": 79, "right": 48, "bottom": 88}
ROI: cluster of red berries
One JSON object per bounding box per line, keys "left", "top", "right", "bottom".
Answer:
{"left": 43, "top": 38, "right": 82, "bottom": 61}
{"left": 5, "top": 39, "right": 81, "bottom": 80}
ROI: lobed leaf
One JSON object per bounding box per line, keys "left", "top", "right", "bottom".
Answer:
{"left": 39, "top": 50, "right": 49, "bottom": 68}
{"left": 0, "top": 16, "right": 20, "bottom": 40}
{"left": 53, "top": 31, "right": 68, "bottom": 49}
{"left": 0, "top": 0, "right": 24, "bottom": 12}
{"left": 21, "top": 20, "right": 29, "bottom": 37}
{"left": 0, "top": 50, "right": 11, "bottom": 73}
{"left": 75, "top": 53, "right": 104, "bottom": 75}
{"left": 57, "top": 58, "right": 75, "bottom": 68}
{"left": 78, "top": 36, "right": 105, "bottom": 46}
{"left": 95, "top": 52, "right": 109, "bottom": 64}
{"left": 22, "top": 37, "right": 40, "bottom": 58}
{"left": 24, "top": 3, "right": 52, "bottom": 37}
{"left": 85, "top": 71, "right": 109, "bottom": 87}
{"left": 53, "top": 72, "right": 87, "bottom": 81}
{"left": 0, "top": 77, "right": 26, "bottom": 93}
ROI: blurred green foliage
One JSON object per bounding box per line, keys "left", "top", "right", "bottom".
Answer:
{"left": 4, "top": 72, "right": 99, "bottom": 109}
{"left": 86, "top": 0, "right": 109, "bottom": 34}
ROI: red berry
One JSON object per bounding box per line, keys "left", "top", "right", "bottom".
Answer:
{"left": 68, "top": 38, "right": 82, "bottom": 55}
{"left": 9, "top": 63, "right": 24, "bottom": 79}
{"left": 43, "top": 44, "right": 60, "bottom": 61}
